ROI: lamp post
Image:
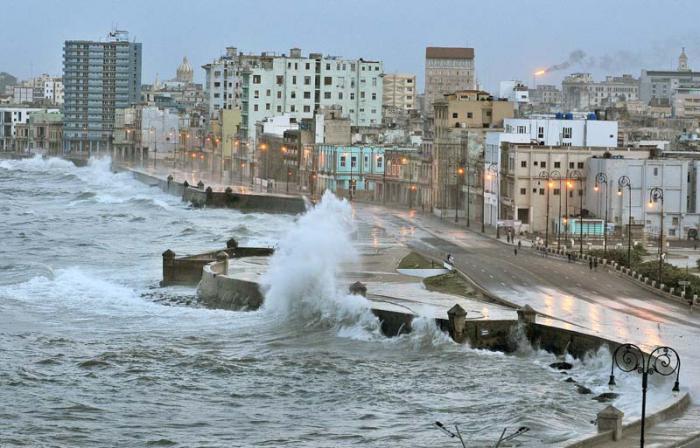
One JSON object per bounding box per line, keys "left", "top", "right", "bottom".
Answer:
{"left": 487, "top": 163, "right": 499, "bottom": 237}
{"left": 568, "top": 170, "right": 584, "bottom": 257}
{"left": 595, "top": 172, "right": 610, "bottom": 255}
{"left": 349, "top": 152, "right": 354, "bottom": 201}
{"left": 564, "top": 171, "right": 575, "bottom": 248}
{"left": 480, "top": 163, "right": 486, "bottom": 233}
{"left": 608, "top": 343, "right": 681, "bottom": 448}
{"left": 618, "top": 175, "right": 632, "bottom": 267}
{"left": 539, "top": 170, "right": 559, "bottom": 248}
{"left": 457, "top": 164, "right": 465, "bottom": 224}
{"left": 649, "top": 187, "right": 664, "bottom": 285}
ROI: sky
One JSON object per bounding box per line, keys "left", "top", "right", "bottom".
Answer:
{"left": 2, "top": 0, "right": 700, "bottom": 93}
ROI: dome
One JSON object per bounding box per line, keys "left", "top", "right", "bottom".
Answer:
{"left": 176, "top": 56, "right": 194, "bottom": 83}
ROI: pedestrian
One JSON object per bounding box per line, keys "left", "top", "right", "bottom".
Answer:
{"left": 514, "top": 247, "right": 518, "bottom": 256}
{"left": 589, "top": 259, "right": 593, "bottom": 270}
{"left": 567, "top": 253, "right": 571, "bottom": 263}
{"left": 594, "top": 259, "right": 598, "bottom": 271}
{"left": 518, "top": 240, "right": 522, "bottom": 250}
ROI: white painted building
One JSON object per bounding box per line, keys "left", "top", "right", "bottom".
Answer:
{"left": 503, "top": 117, "right": 618, "bottom": 147}
{"left": 586, "top": 157, "right": 700, "bottom": 239}
{"left": 499, "top": 80, "right": 529, "bottom": 104}
{"left": 203, "top": 47, "right": 383, "bottom": 140}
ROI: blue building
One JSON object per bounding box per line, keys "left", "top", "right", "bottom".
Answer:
{"left": 63, "top": 30, "right": 142, "bottom": 154}
{"left": 316, "top": 145, "right": 386, "bottom": 197}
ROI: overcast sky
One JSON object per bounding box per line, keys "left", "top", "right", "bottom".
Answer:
{"left": 2, "top": 0, "right": 699, "bottom": 92}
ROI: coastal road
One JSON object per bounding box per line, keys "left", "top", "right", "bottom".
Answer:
{"left": 353, "top": 204, "right": 700, "bottom": 394}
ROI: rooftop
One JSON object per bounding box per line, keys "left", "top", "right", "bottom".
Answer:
{"left": 425, "top": 47, "right": 475, "bottom": 60}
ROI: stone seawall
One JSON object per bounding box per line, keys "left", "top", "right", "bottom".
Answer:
{"left": 121, "top": 166, "right": 307, "bottom": 214}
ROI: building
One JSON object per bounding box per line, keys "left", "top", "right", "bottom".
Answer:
{"left": 63, "top": 30, "right": 142, "bottom": 154}
{"left": 499, "top": 80, "right": 529, "bottom": 104}
{"left": 11, "top": 74, "right": 63, "bottom": 105}
{"left": 26, "top": 110, "right": 63, "bottom": 154}
{"left": 502, "top": 116, "right": 618, "bottom": 147}
{"left": 315, "top": 145, "right": 389, "bottom": 199}
{"left": 431, "top": 90, "right": 514, "bottom": 217}
{"left": 203, "top": 47, "right": 383, "bottom": 139}
{"left": 562, "top": 73, "right": 639, "bottom": 111}
{"left": 499, "top": 144, "right": 650, "bottom": 234}
{"left": 640, "top": 49, "right": 700, "bottom": 104}
{"left": 672, "top": 93, "right": 700, "bottom": 119}
{"left": 383, "top": 73, "right": 417, "bottom": 112}
{"left": 0, "top": 106, "right": 59, "bottom": 151}
{"left": 586, "top": 157, "right": 693, "bottom": 239}
{"left": 529, "top": 84, "right": 562, "bottom": 109}
{"left": 424, "top": 47, "right": 475, "bottom": 116}
{"left": 374, "top": 148, "right": 432, "bottom": 210}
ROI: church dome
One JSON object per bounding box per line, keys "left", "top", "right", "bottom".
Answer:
{"left": 176, "top": 56, "right": 194, "bottom": 83}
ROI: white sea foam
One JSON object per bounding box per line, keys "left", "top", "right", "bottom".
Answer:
{"left": 260, "top": 191, "right": 380, "bottom": 338}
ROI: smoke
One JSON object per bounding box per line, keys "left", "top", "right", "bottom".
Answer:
{"left": 545, "top": 49, "right": 589, "bottom": 72}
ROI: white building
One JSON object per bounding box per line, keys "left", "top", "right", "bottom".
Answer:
{"left": 503, "top": 116, "right": 618, "bottom": 147}
{"left": 203, "top": 47, "right": 383, "bottom": 140}
{"left": 499, "top": 80, "right": 529, "bottom": 104}
{"left": 585, "top": 157, "right": 695, "bottom": 239}
{"left": 562, "top": 73, "right": 639, "bottom": 111}
{"left": 0, "top": 106, "right": 60, "bottom": 151}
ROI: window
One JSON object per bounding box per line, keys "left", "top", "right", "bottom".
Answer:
{"left": 517, "top": 126, "right": 527, "bottom": 134}
{"left": 578, "top": 190, "right": 583, "bottom": 196}
{"left": 326, "top": 63, "right": 331, "bottom": 70}
{"left": 253, "top": 75, "right": 261, "bottom": 84}
{"left": 672, "top": 217, "right": 679, "bottom": 226}
{"left": 340, "top": 156, "right": 346, "bottom": 167}
{"left": 563, "top": 127, "right": 572, "bottom": 138}
{"left": 569, "top": 162, "right": 574, "bottom": 169}
{"left": 539, "top": 189, "right": 545, "bottom": 195}
{"left": 277, "top": 105, "right": 282, "bottom": 112}
{"left": 553, "top": 188, "right": 560, "bottom": 196}
{"left": 520, "top": 188, "right": 527, "bottom": 195}
{"left": 577, "top": 162, "right": 584, "bottom": 169}
{"left": 291, "top": 91, "right": 296, "bottom": 99}
{"left": 214, "top": 82, "right": 220, "bottom": 87}
{"left": 324, "top": 76, "right": 332, "bottom": 85}
{"left": 213, "top": 93, "right": 220, "bottom": 98}
{"left": 324, "top": 92, "right": 331, "bottom": 99}
{"left": 541, "top": 161, "right": 546, "bottom": 168}
{"left": 653, "top": 167, "right": 659, "bottom": 176}
{"left": 554, "top": 161, "right": 560, "bottom": 168}
{"left": 292, "top": 76, "right": 297, "bottom": 85}
{"left": 377, "top": 157, "right": 383, "bottom": 168}
{"left": 350, "top": 93, "right": 355, "bottom": 100}
{"left": 467, "top": 112, "right": 473, "bottom": 118}
{"left": 266, "top": 89, "right": 271, "bottom": 96}
{"left": 372, "top": 93, "right": 376, "bottom": 100}
{"left": 303, "top": 105, "right": 311, "bottom": 112}
{"left": 351, "top": 156, "right": 357, "bottom": 167}
{"left": 266, "top": 103, "right": 270, "bottom": 110}
{"left": 304, "top": 76, "right": 311, "bottom": 85}
{"left": 452, "top": 113, "right": 459, "bottom": 118}
{"left": 533, "top": 188, "right": 538, "bottom": 193}
{"left": 338, "top": 92, "right": 343, "bottom": 100}
{"left": 534, "top": 161, "right": 538, "bottom": 166}
{"left": 277, "top": 91, "right": 282, "bottom": 99}
{"left": 304, "top": 91, "right": 311, "bottom": 99}
{"left": 361, "top": 92, "right": 365, "bottom": 99}
{"left": 520, "top": 161, "right": 527, "bottom": 168}
{"left": 290, "top": 105, "right": 296, "bottom": 112}
{"left": 569, "top": 191, "right": 574, "bottom": 198}
{"left": 538, "top": 126, "right": 544, "bottom": 138}
{"left": 372, "top": 78, "right": 377, "bottom": 86}
{"left": 253, "top": 104, "right": 258, "bottom": 111}
{"left": 305, "top": 62, "right": 310, "bottom": 70}
{"left": 254, "top": 90, "right": 259, "bottom": 99}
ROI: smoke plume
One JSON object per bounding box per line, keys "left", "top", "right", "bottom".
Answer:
{"left": 546, "top": 50, "right": 588, "bottom": 72}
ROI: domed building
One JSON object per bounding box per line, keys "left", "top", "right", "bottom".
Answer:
{"left": 176, "top": 56, "right": 194, "bottom": 84}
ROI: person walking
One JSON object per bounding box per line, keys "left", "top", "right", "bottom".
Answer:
{"left": 514, "top": 247, "right": 518, "bottom": 256}
{"left": 518, "top": 240, "right": 522, "bottom": 250}
{"left": 593, "top": 259, "right": 598, "bottom": 271}
{"left": 589, "top": 259, "right": 593, "bottom": 270}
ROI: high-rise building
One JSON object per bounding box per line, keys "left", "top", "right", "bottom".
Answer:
{"left": 203, "top": 47, "right": 383, "bottom": 140}
{"left": 62, "top": 30, "right": 142, "bottom": 153}
{"left": 424, "top": 47, "right": 475, "bottom": 116}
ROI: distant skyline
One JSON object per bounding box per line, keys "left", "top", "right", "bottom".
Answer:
{"left": 2, "top": 0, "right": 700, "bottom": 93}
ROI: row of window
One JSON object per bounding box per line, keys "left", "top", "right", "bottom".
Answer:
{"left": 520, "top": 160, "right": 585, "bottom": 169}
{"left": 520, "top": 187, "right": 583, "bottom": 196}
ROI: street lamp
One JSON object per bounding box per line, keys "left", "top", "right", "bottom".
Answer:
{"left": 487, "top": 163, "right": 499, "bottom": 237}
{"left": 564, "top": 171, "right": 575, "bottom": 247}
{"left": 649, "top": 187, "right": 664, "bottom": 285}
{"left": 618, "top": 175, "right": 632, "bottom": 267}
{"left": 608, "top": 343, "right": 681, "bottom": 448}
{"left": 595, "top": 172, "right": 610, "bottom": 255}
{"left": 569, "top": 170, "right": 584, "bottom": 257}
{"left": 539, "top": 170, "right": 560, "bottom": 248}
{"left": 456, "top": 165, "right": 465, "bottom": 224}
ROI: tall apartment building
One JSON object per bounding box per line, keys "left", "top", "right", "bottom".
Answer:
{"left": 383, "top": 73, "right": 417, "bottom": 112}
{"left": 203, "top": 47, "right": 383, "bottom": 140}
{"left": 562, "top": 73, "right": 639, "bottom": 111}
{"left": 424, "top": 47, "right": 475, "bottom": 116}
{"left": 63, "top": 30, "right": 142, "bottom": 153}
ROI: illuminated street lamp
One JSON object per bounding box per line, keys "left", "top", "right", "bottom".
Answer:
{"left": 456, "top": 165, "right": 465, "bottom": 224}
{"left": 649, "top": 187, "right": 664, "bottom": 284}
{"left": 618, "top": 175, "right": 632, "bottom": 266}
{"left": 595, "top": 172, "right": 610, "bottom": 254}
{"left": 609, "top": 344, "right": 680, "bottom": 448}
{"left": 539, "top": 170, "right": 560, "bottom": 248}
